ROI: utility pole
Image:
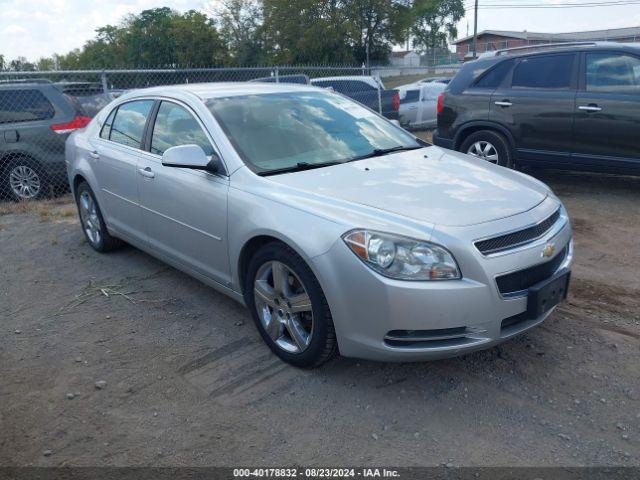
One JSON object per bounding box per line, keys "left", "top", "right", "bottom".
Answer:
{"left": 472, "top": 0, "right": 479, "bottom": 58}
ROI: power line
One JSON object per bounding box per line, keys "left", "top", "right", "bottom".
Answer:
{"left": 464, "top": 0, "right": 640, "bottom": 8}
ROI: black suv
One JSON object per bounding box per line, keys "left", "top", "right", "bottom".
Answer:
{"left": 0, "top": 81, "right": 94, "bottom": 200}
{"left": 433, "top": 43, "right": 640, "bottom": 175}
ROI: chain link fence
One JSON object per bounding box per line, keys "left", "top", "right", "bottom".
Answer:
{"left": 0, "top": 64, "right": 460, "bottom": 202}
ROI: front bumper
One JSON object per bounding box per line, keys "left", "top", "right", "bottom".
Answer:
{"left": 311, "top": 198, "right": 573, "bottom": 361}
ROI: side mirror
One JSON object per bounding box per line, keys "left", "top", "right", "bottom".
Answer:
{"left": 162, "top": 144, "right": 220, "bottom": 173}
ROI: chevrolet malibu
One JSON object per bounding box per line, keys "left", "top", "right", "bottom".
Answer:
{"left": 65, "top": 83, "right": 573, "bottom": 368}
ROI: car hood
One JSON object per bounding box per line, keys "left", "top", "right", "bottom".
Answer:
{"left": 267, "top": 146, "right": 549, "bottom": 227}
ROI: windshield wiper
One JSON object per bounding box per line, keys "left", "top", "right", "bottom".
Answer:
{"left": 346, "top": 145, "right": 422, "bottom": 163}
{"left": 258, "top": 161, "right": 342, "bottom": 176}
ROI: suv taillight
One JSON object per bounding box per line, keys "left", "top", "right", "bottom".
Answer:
{"left": 393, "top": 92, "right": 400, "bottom": 111}
{"left": 436, "top": 92, "right": 444, "bottom": 115}
{"left": 50, "top": 115, "right": 92, "bottom": 134}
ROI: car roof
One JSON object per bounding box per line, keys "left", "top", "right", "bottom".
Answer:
{"left": 120, "top": 82, "right": 323, "bottom": 101}
{"left": 485, "top": 41, "right": 640, "bottom": 60}
{"left": 310, "top": 76, "right": 376, "bottom": 82}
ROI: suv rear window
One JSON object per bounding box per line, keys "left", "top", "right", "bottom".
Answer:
{"left": 0, "top": 89, "right": 56, "bottom": 124}
{"left": 512, "top": 54, "right": 575, "bottom": 90}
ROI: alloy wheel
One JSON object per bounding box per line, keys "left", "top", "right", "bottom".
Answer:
{"left": 253, "top": 260, "right": 314, "bottom": 354}
{"left": 467, "top": 141, "right": 499, "bottom": 164}
{"left": 78, "top": 191, "right": 102, "bottom": 246}
{"left": 9, "top": 165, "right": 41, "bottom": 199}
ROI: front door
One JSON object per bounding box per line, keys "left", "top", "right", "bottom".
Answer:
{"left": 490, "top": 53, "right": 578, "bottom": 167}
{"left": 137, "top": 100, "right": 230, "bottom": 285}
{"left": 572, "top": 51, "right": 640, "bottom": 173}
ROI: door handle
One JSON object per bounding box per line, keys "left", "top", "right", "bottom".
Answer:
{"left": 494, "top": 100, "right": 512, "bottom": 107}
{"left": 89, "top": 151, "right": 100, "bottom": 159}
{"left": 138, "top": 167, "right": 155, "bottom": 179}
{"left": 578, "top": 104, "right": 602, "bottom": 112}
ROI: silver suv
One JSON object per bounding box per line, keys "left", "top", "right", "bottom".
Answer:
{"left": 0, "top": 81, "right": 92, "bottom": 200}
{"left": 66, "top": 83, "right": 573, "bottom": 367}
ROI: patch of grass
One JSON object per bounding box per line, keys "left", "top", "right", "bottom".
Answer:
{"left": 0, "top": 195, "right": 75, "bottom": 220}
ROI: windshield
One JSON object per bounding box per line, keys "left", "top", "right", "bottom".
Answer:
{"left": 206, "top": 91, "right": 420, "bottom": 174}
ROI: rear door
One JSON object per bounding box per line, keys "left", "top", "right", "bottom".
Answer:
{"left": 489, "top": 53, "right": 578, "bottom": 167}
{"left": 137, "top": 100, "right": 230, "bottom": 284}
{"left": 572, "top": 50, "right": 640, "bottom": 173}
{"left": 91, "top": 99, "right": 154, "bottom": 241}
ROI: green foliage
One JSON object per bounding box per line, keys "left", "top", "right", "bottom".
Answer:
{"left": 410, "top": 0, "right": 464, "bottom": 52}
{"left": 0, "top": 1, "right": 461, "bottom": 69}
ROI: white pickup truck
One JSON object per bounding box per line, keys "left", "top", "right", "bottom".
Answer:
{"left": 396, "top": 82, "right": 446, "bottom": 130}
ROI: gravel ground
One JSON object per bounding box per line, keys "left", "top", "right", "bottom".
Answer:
{"left": 1, "top": 169, "right": 639, "bottom": 467}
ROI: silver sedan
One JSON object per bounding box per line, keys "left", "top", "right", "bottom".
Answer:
{"left": 66, "top": 83, "right": 572, "bottom": 367}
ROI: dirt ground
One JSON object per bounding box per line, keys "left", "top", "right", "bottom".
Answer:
{"left": 1, "top": 168, "right": 639, "bottom": 467}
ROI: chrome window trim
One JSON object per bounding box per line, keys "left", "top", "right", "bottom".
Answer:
{"left": 93, "top": 95, "right": 230, "bottom": 178}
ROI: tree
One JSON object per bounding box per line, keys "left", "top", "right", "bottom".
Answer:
{"left": 410, "top": 0, "right": 464, "bottom": 54}
{"left": 9, "top": 57, "right": 36, "bottom": 71}
{"left": 211, "top": 0, "right": 266, "bottom": 65}
{"left": 345, "top": 0, "right": 411, "bottom": 65}
{"left": 0, "top": 54, "right": 5, "bottom": 71}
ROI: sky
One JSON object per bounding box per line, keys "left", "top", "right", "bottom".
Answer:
{"left": 1, "top": 0, "right": 640, "bottom": 62}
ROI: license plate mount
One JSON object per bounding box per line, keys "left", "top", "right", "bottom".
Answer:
{"left": 526, "top": 269, "right": 571, "bottom": 318}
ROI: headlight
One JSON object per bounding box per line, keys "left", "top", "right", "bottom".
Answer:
{"left": 342, "top": 229, "right": 461, "bottom": 281}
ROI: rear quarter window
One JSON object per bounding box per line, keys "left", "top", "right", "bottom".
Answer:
{"left": 473, "top": 59, "right": 514, "bottom": 89}
{"left": 0, "top": 89, "right": 56, "bottom": 124}
{"left": 447, "top": 58, "right": 502, "bottom": 94}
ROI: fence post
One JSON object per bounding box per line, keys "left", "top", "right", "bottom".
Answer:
{"left": 377, "top": 78, "right": 382, "bottom": 114}
{"left": 275, "top": 66, "right": 279, "bottom": 83}
{"left": 100, "top": 70, "right": 108, "bottom": 94}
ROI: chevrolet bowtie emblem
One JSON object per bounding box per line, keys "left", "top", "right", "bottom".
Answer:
{"left": 542, "top": 243, "right": 556, "bottom": 258}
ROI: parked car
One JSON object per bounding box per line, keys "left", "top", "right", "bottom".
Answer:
{"left": 250, "top": 74, "right": 310, "bottom": 85}
{"left": 310, "top": 76, "right": 399, "bottom": 120}
{"left": 0, "top": 81, "right": 91, "bottom": 200}
{"left": 397, "top": 82, "right": 446, "bottom": 129}
{"left": 434, "top": 42, "right": 640, "bottom": 174}
{"left": 419, "top": 76, "right": 452, "bottom": 85}
{"left": 55, "top": 81, "right": 116, "bottom": 117}
{"left": 66, "top": 82, "right": 572, "bottom": 367}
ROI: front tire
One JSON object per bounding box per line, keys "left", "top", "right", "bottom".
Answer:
{"left": 75, "top": 181, "right": 123, "bottom": 252}
{"left": 244, "top": 242, "right": 338, "bottom": 368}
{"left": 460, "top": 130, "right": 513, "bottom": 168}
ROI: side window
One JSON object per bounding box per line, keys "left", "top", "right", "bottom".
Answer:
{"left": 0, "top": 89, "right": 55, "bottom": 124}
{"left": 474, "top": 59, "right": 514, "bottom": 89}
{"left": 330, "top": 80, "right": 376, "bottom": 95}
{"left": 151, "top": 102, "right": 214, "bottom": 157}
{"left": 403, "top": 90, "right": 420, "bottom": 102}
{"left": 109, "top": 100, "right": 153, "bottom": 149}
{"left": 586, "top": 53, "right": 640, "bottom": 94}
{"left": 100, "top": 108, "right": 116, "bottom": 139}
{"left": 512, "top": 54, "right": 575, "bottom": 90}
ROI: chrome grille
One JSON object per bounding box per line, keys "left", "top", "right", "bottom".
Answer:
{"left": 475, "top": 209, "right": 561, "bottom": 255}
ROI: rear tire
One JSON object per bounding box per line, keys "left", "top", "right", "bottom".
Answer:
{"left": 460, "top": 130, "right": 513, "bottom": 168}
{"left": 75, "top": 181, "right": 123, "bottom": 252}
{"left": 3, "top": 157, "right": 49, "bottom": 201}
{"left": 244, "top": 242, "right": 338, "bottom": 368}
